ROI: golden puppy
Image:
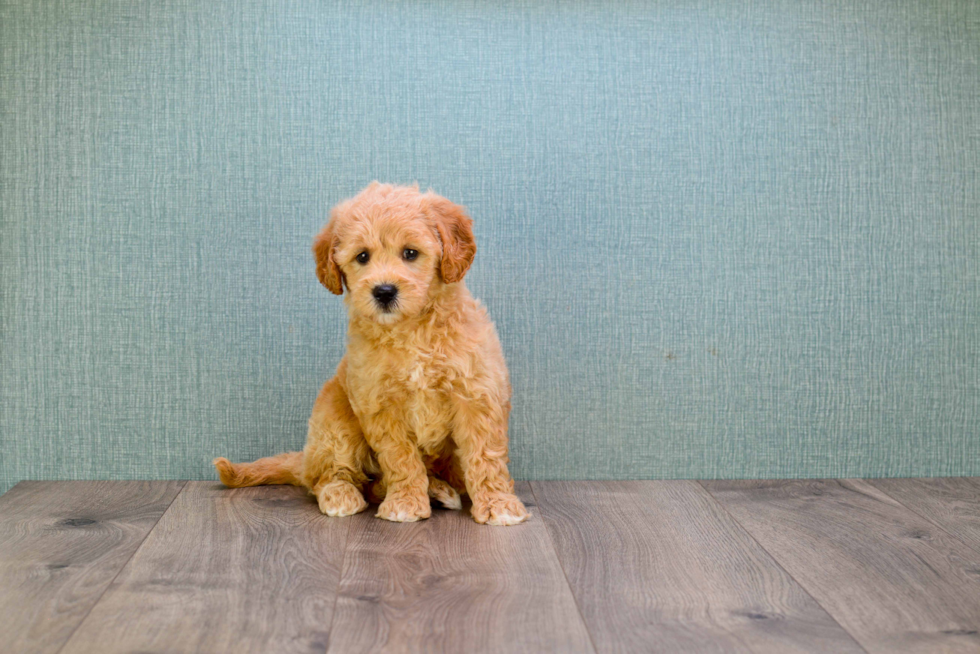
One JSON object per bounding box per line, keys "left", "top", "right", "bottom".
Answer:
{"left": 214, "top": 182, "right": 529, "bottom": 526}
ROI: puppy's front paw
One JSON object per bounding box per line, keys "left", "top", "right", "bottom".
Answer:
{"left": 428, "top": 477, "right": 462, "bottom": 510}
{"left": 376, "top": 492, "right": 431, "bottom": 523}
{"left": 471, "top": 492, "right": 530, "bottom": 526}
{"left": 316, "top": 481, "right": 369, "bottom": 517}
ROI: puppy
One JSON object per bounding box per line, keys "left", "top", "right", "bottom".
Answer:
{"left": 214, "top": 182, "right": 529, "bottom": 525}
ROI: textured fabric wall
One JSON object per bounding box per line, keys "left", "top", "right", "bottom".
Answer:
{"left": 2, "top": 1, "right": 978, "bottom": 493}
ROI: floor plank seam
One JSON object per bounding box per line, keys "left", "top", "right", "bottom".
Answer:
{"left": 321, "top": 510, "right": 355, "bottom": 654}
{"left": 694, "top": 480, "right": 872, "bottom": 654}
{"left": 51, "top": 480, "right": 189, "bottom": 654}
{"left": 529, "top": 482, "right": 600, "bottom": 654}
{"left": 864, "top": 480, "right": 980, "bottom": 560}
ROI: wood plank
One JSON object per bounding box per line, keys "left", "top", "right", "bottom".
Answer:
{"left": 532, "top": 480, "right": 863, "bottom": 654}
{"left": 870, "top": 478, "right": 980, "bottom": 556}
{"left": 703, "top": 479, "right": 980, "bottom": 653}
{"left": 60, "top": 482, "right": 348, "bottom": 654}
{"left": 326, "top": 482, "right": 594, "bottom": 654}
{"left": 0, "top": 480, "right": 184, "bottom": 654}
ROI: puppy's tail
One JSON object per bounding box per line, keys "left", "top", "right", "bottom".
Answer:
{"left": 213, "top": 452, "right": 305, "bottom": 488}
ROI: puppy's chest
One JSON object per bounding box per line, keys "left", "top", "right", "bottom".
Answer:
{"left": 350, "top": 348, "right": 454, "bottom": 440}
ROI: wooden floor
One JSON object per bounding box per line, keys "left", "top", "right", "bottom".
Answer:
{"left": 2, "top": 480, "right": 979, "bottom": 653}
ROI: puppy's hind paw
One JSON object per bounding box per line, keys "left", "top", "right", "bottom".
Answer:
{"left": 366, "top": 479, "right": 388, "bottom": 504}
{"left": 428, "top": 477, "right": 462, "bottom": 510}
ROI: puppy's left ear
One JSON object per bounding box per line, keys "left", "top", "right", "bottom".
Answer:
{"left": 312, "top": 221, "right": 344, "bottom": 295}
{"left": 425, "top": 193, "right": 476, "bottom": 283}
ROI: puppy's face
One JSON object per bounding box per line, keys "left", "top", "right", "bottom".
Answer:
{"left": 313, "top": 183, "right": 476, "bottom": 325}
{"left": 334, "top": 211, "right": 442, "bottom": 325}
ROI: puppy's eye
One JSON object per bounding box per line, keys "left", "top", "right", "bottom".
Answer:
{"left": 402, "top": 248, "right": 419, "bottom": 261}
{"left": 355, "top": 251, "right": 370, "bottom": 265}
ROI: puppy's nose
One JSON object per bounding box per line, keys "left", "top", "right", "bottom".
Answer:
{"left": 372, "top": 283, "right": 398, "bottom": 306}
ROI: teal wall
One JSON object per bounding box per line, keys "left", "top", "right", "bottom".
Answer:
{"left": 2, "top": 0, "right": 978, "bottom": 493}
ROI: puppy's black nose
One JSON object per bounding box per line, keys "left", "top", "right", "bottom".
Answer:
{"left": 372, "top": 283, "right": 398, "bottom": 306}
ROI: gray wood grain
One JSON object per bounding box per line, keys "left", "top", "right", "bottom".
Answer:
{"left": 532, "top": 480, "right": 863, "bottom": 654}
{"left": 870, "top": 478, "right": 980, "bottom": 556}
{"left": 60, "top": 482, "right": 349, "bottom": 654}
{"left": 703, "top": 479, "right": 980, "bottom": 653}
{"left": 326, "top": 482, "right": 594, "bottom": 654}
{"left": 0, "top": 480, "right": 184, "bottom": 654}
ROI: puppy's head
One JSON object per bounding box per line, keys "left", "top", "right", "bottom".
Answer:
{"left": 313, "top": 182, "right": 476, "bottom": 325}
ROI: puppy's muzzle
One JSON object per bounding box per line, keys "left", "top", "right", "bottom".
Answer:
{"left": 372, "top": 283, "right": 399, "bottom": 311}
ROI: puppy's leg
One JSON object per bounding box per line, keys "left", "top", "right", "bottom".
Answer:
{"left": 365, "top": 422, "right": 431, "bottom": 522}
{"left": 302, "top": 368, "right": 371, "bottom": 517}
{"left": 452, "top": 402, "right": 529, "bottom": 526}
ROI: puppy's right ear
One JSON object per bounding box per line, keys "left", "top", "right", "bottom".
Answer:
{"left": 312, "top": 221, "right": 344, "bottom": 295}
{"left": 425, "top": 193, "right": 476, "bottom": 284}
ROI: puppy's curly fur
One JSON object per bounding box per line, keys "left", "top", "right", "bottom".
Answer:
{"left": 214, "top": 183, "right": 528, "bottom": 526}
